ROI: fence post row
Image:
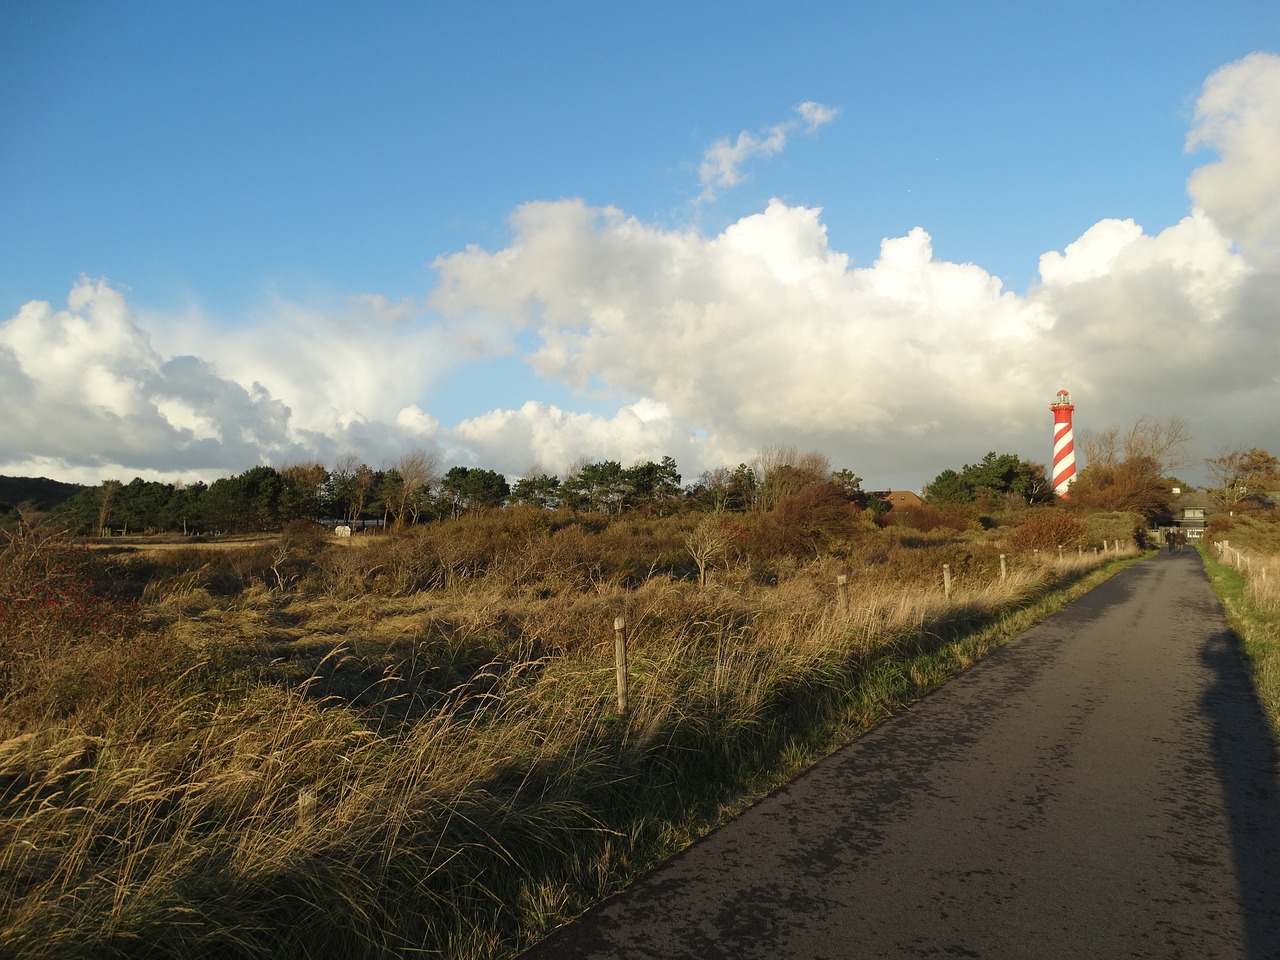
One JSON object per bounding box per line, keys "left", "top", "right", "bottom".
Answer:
{"left": 604, "top": 539, "right": 1176, "bottom": 716}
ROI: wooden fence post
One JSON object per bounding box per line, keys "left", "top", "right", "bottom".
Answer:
{"left": 1000, "top": 554, "right": 1007, "bottom": 582}
{"left": 614, "top": 616, "right": 629, "bottom": 716}
{"left": 837, "top": 574, "right": 849, "bottom": 610}
{"left": 943, "top": 564, "right": 952, "bottom": 602}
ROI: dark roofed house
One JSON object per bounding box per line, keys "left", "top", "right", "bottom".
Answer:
{"left": 1166, "top": 488, "right": 1213, "bottom": 541}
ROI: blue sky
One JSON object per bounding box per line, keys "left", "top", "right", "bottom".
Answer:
{"left": 3, "top": 1, "right": 1279, "bottom": 490}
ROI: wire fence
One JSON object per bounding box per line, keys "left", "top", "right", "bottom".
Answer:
{"left": 1212, "top": 538, "right": 1280, "bottom": 612}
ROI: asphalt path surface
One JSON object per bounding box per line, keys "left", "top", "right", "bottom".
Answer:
{"left": 520, "top": 550, "right": 1280, "bottom": 959}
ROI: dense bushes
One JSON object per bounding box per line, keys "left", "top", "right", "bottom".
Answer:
{"left": 748, "top": 482, "right": 861, "bottom": 560}
{"left": 882, "top": 503, "right": 973, "bottom": 533}
{"left": 1204, "top": 512, "right": 1280, "bottom": 555}
{"left": 1006, "top": 510, "right": 1088, "bottom": 551}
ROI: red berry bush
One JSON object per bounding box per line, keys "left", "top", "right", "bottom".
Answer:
{"left": 0, "top": 527, "right": 142, "bottom": 720}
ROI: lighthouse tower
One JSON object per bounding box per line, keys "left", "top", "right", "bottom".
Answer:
{"left": 1050, "top": 389, "right": 1077, "bottom": 498}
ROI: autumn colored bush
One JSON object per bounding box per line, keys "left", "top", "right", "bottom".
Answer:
{"left": 1078, "top": 511, "right": 1146, "bottom": 549}
{"left": 1005, "top": 509, "right": 1088, "bottom": 551}
{"left": 1065, "top": 455, "right": 1168, "bottom": 520}
{"left": 773, "top": 482, "right": 860, "bottom": 552}
{"left": 0, "top": 528, "right": 135, "bottom": 641}
{"left": 0, "top": 527, "right": 156, "bottom": 724}
{"left": 1205, "top": 511, "right": 1280, "bottom": 556}
{"left": 882, "top": 503, "right": 972, "bottom": 533}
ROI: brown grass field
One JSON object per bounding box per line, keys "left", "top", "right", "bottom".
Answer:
{"left": 0, "top": 504, "right": 1199, "bottom": 959}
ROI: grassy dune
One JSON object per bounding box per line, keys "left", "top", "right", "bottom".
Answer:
{"left": 2, "top": 509, "right": 1145, "bottom": 959}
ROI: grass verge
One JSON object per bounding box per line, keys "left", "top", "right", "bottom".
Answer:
{"left": 1199, "top": 545, "right": 1280, "bottom": 738}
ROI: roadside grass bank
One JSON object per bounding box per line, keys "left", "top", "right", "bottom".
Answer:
{"left": 2, "top": 519, "right": 1142, "bottom": 960}
{"left": 1199, "top": 540, "right": 1280, "bottom": 737}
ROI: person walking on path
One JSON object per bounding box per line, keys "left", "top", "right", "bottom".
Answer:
{"left": 520, "top": 549, "right": 1280, "bottom": 960}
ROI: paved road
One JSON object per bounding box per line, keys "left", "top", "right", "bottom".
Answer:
{"left": 521, "top": 551, "right": 1280, "bottom": 959}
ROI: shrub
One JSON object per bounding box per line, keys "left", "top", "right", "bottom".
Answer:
{"left": 1006, "top": 510, "right": 1087, "bottom": 551}
{"left": 1079, "top": 511, "right": 1144, "bottom": 549}
{"left": 1206, "top": 513, "right": 1280, "bottom": 555}
{"left": 0, "top": 527, "right": 150, "bottom": 721}
{"left": 883, "top": 504, "right": 971, "bottom": 533}
{"left": 747, "top": 482, "right": 858, "bottom": 564}
{"left": 280, "top": 519, "right": 329, "bottom": 555}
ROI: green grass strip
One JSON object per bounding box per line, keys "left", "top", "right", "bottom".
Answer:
{"left": 1198, "top": 546, "right": 1280, "bottom": 739}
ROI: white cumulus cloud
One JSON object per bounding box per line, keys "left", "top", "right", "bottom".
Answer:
{"left": 6, "top": 55, "right": 1280, "bottom": 491}
{"left": 0, "top": 279, "right": 454, "bottom": 483}
{"left": 0, "top": 279, "right": 322, "bottom": 481}
{"left": 431, "top": 198, "right": 1047, "bottom": 465}
{"left": 697, "top": 101, "right": 839, "bottom": 202}
{"left": 1187, "top": 51, "right": 1280, "bottom": 265}
{"left": 448, "top": 399, "right": 692, "bottom": 477}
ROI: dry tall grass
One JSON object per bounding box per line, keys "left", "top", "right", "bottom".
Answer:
{"left": 1, "top": 513, "right": 1139, "bottom": 959}
{"left": 1204, "top": 520, "right": 1280, "bottom": 733}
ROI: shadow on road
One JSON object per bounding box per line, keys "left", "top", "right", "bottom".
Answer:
{"left": 1200, "top": 627, "right": 1280, "bottom": 959}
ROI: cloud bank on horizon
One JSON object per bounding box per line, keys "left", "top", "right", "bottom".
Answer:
{"left": 3, "top": 53, "right": 1279, "bottom": 490}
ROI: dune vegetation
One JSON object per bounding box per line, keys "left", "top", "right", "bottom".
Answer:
{"left": 2, "top": 501, "right": 1152, "bottom": 959}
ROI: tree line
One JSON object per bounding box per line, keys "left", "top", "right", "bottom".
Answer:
{"left": 919, "top": 415, "right": 1278, "bottom": 522}
{"left": 24, "top": 419, "right": 1276, "bottom": 537}
{"left": 42, "top": 446, "right": 889, "bottom": 536}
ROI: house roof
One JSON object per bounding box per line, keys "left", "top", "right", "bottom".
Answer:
{"left": 868, "top": 490, "right": 923, "bottom": 508}
{"left": 1169, "top": 489, "right": 1216, "bottom": 511}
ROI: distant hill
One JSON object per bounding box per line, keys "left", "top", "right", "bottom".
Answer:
{"left": 0, "top": 475, "right": 87, "bottom": 515}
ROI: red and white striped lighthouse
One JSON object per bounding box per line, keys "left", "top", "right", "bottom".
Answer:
{"left": 1050, "top": 389, "right": 1076, "bottom": 498}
